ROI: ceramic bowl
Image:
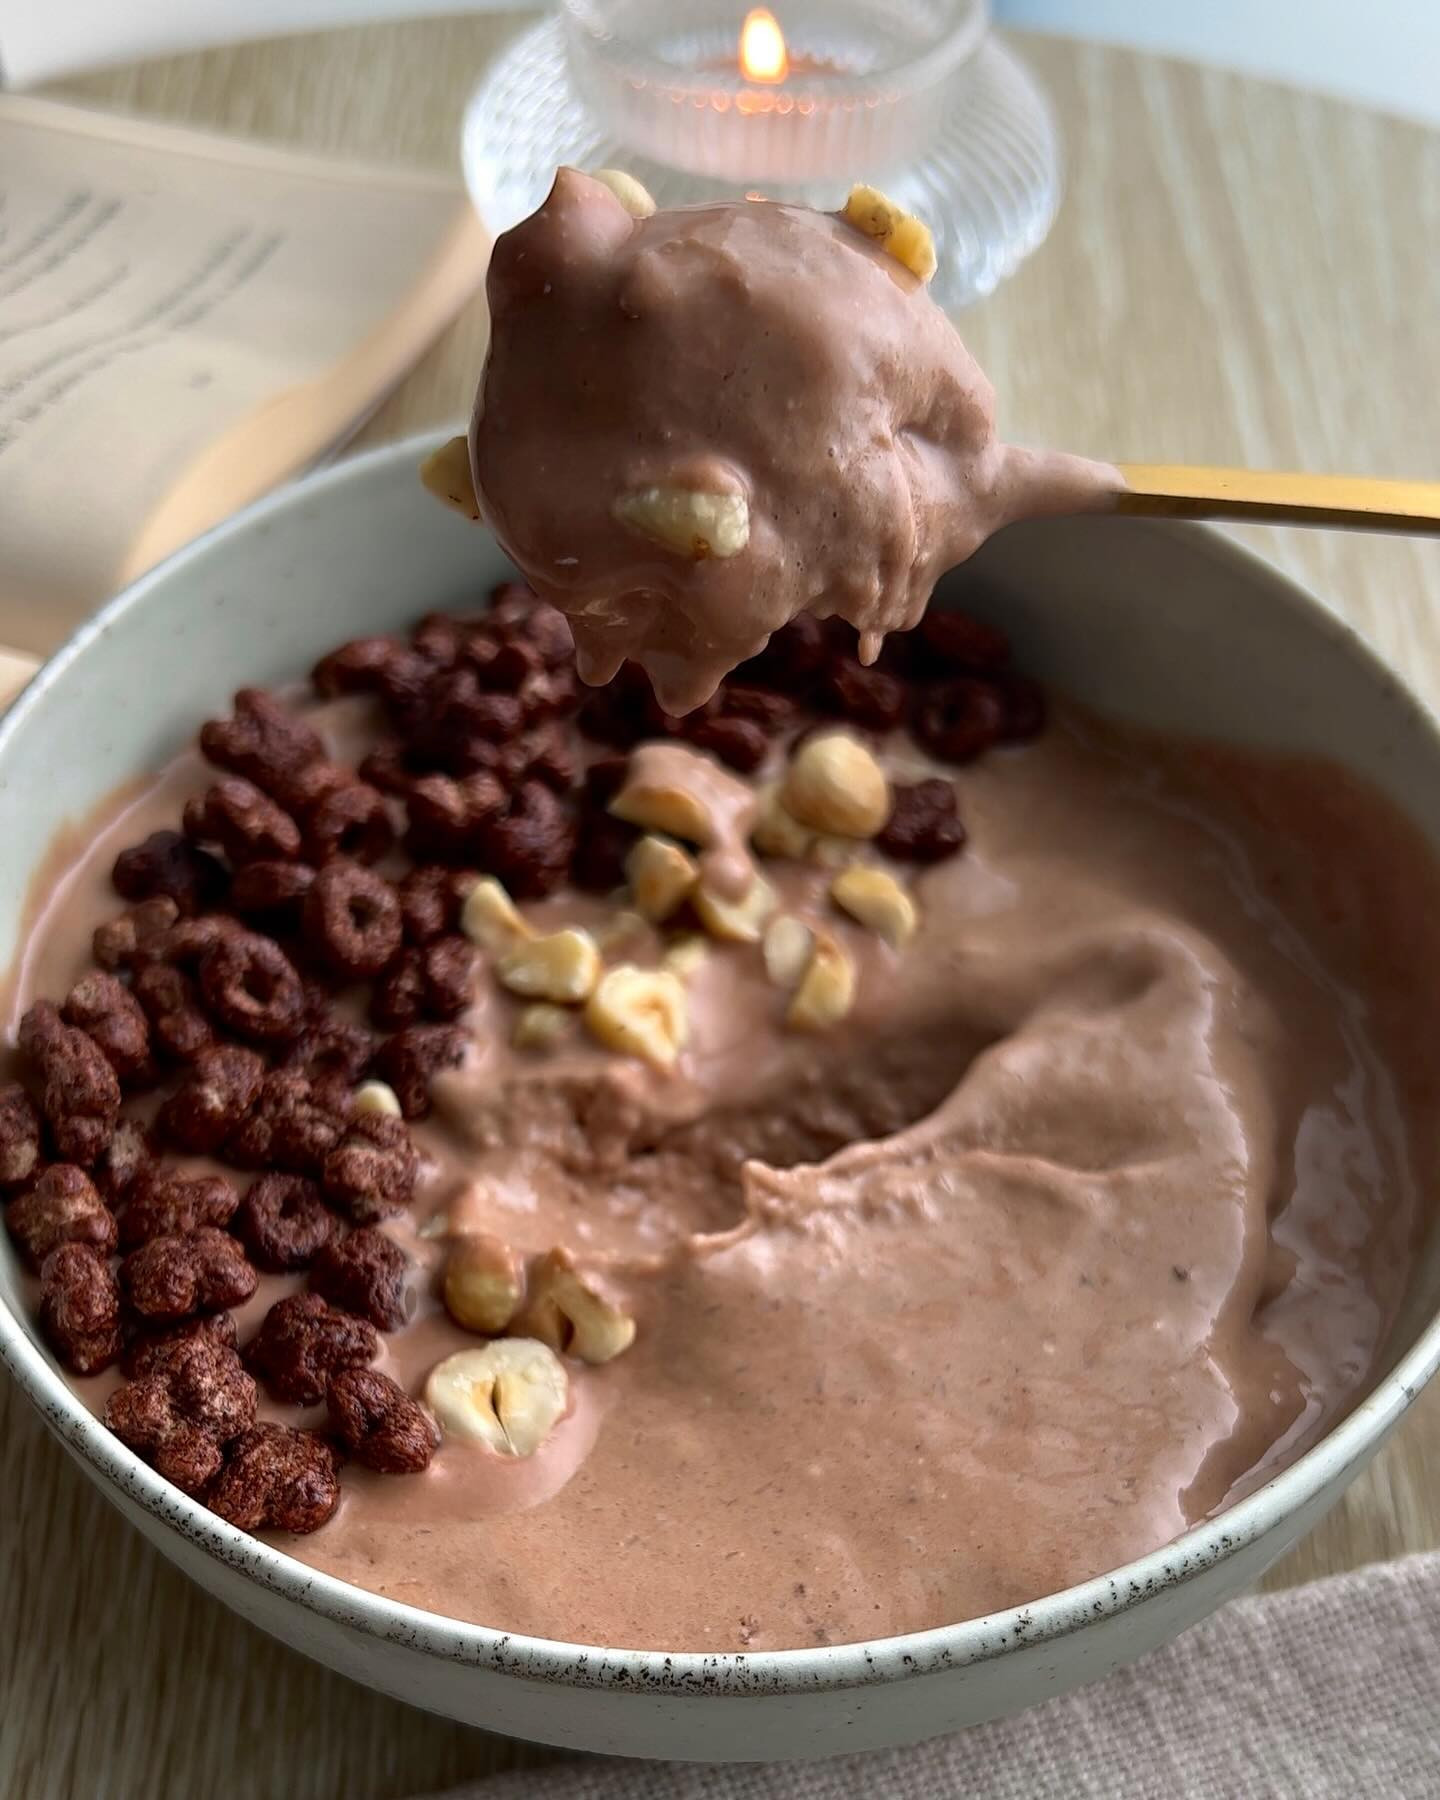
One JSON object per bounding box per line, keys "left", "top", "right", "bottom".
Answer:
{"left": 2, "top": 438, "right": 1439, "bottom": 1762}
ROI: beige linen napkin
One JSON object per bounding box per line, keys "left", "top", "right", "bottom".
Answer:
{"left": 433, "top": 1554, "right": 1440, "bottom": 1800}
{"left": 0, "top": 653, "right": 37, "bottom": 710}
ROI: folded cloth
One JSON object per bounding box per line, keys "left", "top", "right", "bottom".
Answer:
{"left": 431, "top": 1554, "right": 1440, "bottom": 1800}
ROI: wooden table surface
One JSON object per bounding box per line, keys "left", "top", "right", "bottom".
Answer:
{"left": 3, "top": 18, "right": 1438, "bottom": 1798}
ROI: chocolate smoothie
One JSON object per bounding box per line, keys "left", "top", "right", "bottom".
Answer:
{"left": 7, "top": 591, "right": 1439, "bottom": 1651}
{"left": 465, "top": 170, "right": 1120, "bottom": 711}
{"left": 6, "top": 177, "right": 1434, "bottom": 1652}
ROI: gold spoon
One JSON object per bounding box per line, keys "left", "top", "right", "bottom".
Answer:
{"left": 1108, "top": 465, "right": 1440, "bottom": 534}
{"left": 7, "top": 453, "right": 1427, "bottom": 721}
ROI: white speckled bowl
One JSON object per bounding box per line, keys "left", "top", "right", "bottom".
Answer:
{"left": 3, "top": 439, "right": 1439, "bottom": 1761}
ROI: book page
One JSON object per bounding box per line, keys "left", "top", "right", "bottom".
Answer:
{"left": 0, "top": 96, "right": 487, "bottom": 653}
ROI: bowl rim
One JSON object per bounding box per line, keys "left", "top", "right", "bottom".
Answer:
{"left": 3, "top": 434, "right": 1440, "bottom": 1697}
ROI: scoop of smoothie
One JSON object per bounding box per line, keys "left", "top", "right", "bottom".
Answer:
{"left": 467, "top": 168, "right": 1120, "bottom": 712}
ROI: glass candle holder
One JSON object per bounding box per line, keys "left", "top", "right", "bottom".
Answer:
{"left": 462, "top": 1, "right": 1060, "bottom": 310}
{"left": 562, "top": 0, "right": 988, "bottom": 183}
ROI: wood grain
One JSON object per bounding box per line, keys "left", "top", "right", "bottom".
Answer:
{"left": 2, "top": 19, "right": 1437, "bottom": 1798}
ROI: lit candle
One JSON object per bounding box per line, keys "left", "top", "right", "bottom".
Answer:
{"left": 738, "top": 8, "right": 789, "bottom": 85}
{"left": 467, "top": 1, "right": 1065, "bottom": 310}
{"left": 562, "top": 1, "right": 988, "bottom": 184}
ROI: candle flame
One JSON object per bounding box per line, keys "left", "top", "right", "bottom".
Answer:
{"left": 739, "top": 8, "right": 789, "bottom": 84}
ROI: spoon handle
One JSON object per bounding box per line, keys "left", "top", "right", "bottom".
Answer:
{"left": 1112, "top": 464, "right": 1440, "bottom": 536}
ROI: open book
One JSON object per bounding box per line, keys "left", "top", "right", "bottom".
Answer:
{"left": 0, "top": 94, "right": 490, "bottom": 656}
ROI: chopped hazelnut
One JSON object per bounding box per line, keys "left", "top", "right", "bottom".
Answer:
{"left": 842, "top": 183, "right": 906, "bottom": 242}
{"left": 590, "top": 167, "right": 657, "bottom": 218}
{"left": 424, "top": 1339, "right": 569, "bottom": 1457}
{"left": 762, "top": 914, "right": 815, "bottom": 989}
{"left": 626, "top": 834, "right": 698, "bottom": 923}
{"left": 515, "top": 1247, "right": 635, "bottom": 1365}
{"left": 693, "top": 872, "right": 778, "bottom": 944}
{"left": 442, "top": 1232, "right": 524, "bottom": 1335}
{"left": 781, "top": 732, "right": 891, "bottom": 839}
{"left": 353, "top": 1079, "right": 403, "bottom": 1118}
{"left": 810, "top": 835, "right": 864, "bottom": 870}
{"left": 460, "top": 876, "right": 532, "bottom": 954}
{"left": 419, "top": 435, "right": 481, "bottom": 520}
{"left": 610, "top": 744, "right": 757, "bottom": 869}
{"left": 497, "top": 927, "right": 601, "bottom": 1004}
{"left": 751, "top": 784, "right": 814, "bottom": 860}
{"left": 584, "top": 965, "right": 688, "bottom": 1070}
{"left": 830, "top": 865, "right": 918, "bottom": 946}
{"left": 662, "top": 933, "right": 710, "bottom": 980}
{"left": 841, "top": 185, "right": 938, "bottom": 283}
{"left": 610, "top": 777, "right": 710, "bottom": 846}
{"left": 612, "top": 486, "right": 750, "bottom": 561}
{"left": 884, "top": 212, "right": 938, "bottom": 282}
{"left": 786, "top": 930, "right": 857, "bottom": 1032}
{"left": 512, "top": 1002, "right": 574, "bottom": 1052}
